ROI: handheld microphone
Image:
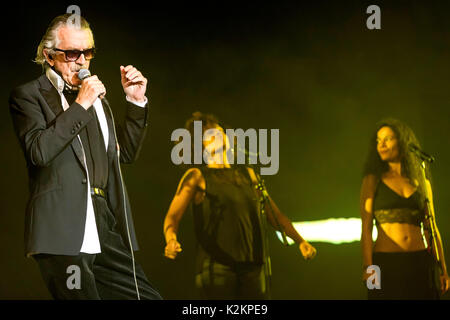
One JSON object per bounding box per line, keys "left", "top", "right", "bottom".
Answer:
{"left": 78, "top": 69, "right": 105, "bottom": 99}
{"left": 78, "top": 68, "right": 91, "bottom": 81}
{"left": 409, "top": 143, "right": 435, "bottom": 163}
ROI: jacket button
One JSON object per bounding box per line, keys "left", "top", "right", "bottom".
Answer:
{"left": 82, "top": 178, "right": 87, "bottom": 184}
{"left": 71, "top": 130, "right": 76, "bottom": 134}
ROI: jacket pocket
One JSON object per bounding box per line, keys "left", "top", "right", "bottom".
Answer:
{"left": 31, "top": 169, "right": 61, "bottom": 199}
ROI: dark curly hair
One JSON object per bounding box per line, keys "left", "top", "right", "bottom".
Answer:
{"left": 174, "top": 111, "right": 251, "bottom": 186}
{"left": 179, "top": 111, "right": 220, "bottom": 167}
{"left": 363, "top": 118, "right": 429, "bottom": 209}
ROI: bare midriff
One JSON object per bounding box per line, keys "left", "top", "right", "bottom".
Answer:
{"left": 374, "top": 222, "right": 426, "bottom": 252}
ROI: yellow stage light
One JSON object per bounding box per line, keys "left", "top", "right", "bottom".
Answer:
{"left": 276, "top": 218, "right": 377, "bottom": 244}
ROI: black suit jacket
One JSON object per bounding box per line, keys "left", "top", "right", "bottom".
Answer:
{"left": 9, "top": 74, "right": 149, "bottom": 256}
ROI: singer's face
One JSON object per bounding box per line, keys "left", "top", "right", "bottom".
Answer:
{"left": 203, "top": 124, "right": 230, "bottom": 164}
{"left": 377, "top": 126, "right": 400, "bottom": 162}
{"left": 46, "top": 26, "right": 94, "bottom": 86}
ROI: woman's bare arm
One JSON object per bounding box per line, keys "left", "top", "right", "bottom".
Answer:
{"left": 423, "top": 179, "right": 448, "bottom": 282}
{"left": 360, "top": 174, "right": 377, "bottom": 278}
{"left": 163, "top": 168, "right": 203, "bottom": 259}
{"left": 246, "top": 167, "right": 316, "bottom": 260}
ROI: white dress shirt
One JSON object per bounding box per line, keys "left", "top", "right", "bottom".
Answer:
{"left": 45, "top": 68, "right": 147, "bottom": 254}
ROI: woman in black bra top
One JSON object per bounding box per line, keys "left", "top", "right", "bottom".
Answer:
{"left": 360, "top": 118, "right": 448, "bottom": 299}
{"left": 162, "top": 112, "right": 316, "bottom": 299}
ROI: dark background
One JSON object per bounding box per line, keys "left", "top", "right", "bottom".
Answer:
{"left": 1, "top": 0, "right": 449, "bottom": 299}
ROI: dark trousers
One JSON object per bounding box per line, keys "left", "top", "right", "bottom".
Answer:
{"left": 195, "top": 256, "right": 268, "bottom": 300}
{"left": 368, "top": 250, "right": 439, "bottom": 300}
{"left": 33, "top": 195, "right": 162, "bottom": 300}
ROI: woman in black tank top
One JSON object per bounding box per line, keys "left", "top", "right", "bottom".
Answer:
{"left": 361, "top": 118, "right": 448, "bottom": 299}
{"left": 162, "top": 112, "right": 316, "bottom": 299}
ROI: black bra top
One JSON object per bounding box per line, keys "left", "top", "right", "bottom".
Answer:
{"left": 372, "top": 180, "right": 424, "bottom": 226}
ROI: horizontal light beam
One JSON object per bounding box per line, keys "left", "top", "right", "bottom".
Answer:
{"left": 276, "top": 218, "right": 377, "bottom": 245}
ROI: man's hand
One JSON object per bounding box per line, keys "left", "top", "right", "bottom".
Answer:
{"left": 299, "top": 241, "right": 317, "bottom": 260}
{"left": 120, "top": 65, "right": 148, "bottom": 103}
{"left": 75, "top": 75, "right": 106, "bottom": 110}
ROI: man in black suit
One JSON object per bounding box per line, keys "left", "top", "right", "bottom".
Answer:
{"left": 9, "top": 13, "right": 162, "bottom": 299}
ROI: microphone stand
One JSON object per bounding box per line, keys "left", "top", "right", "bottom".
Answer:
{"left": 414, "top": 155, "right": 442, "bottom": 275}
{"left": 249, "top": 165, "right": 289, "bottom": 299}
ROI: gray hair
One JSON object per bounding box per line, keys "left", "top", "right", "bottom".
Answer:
{"left": 35, "top": 13, "right": 94, "bottom": 69}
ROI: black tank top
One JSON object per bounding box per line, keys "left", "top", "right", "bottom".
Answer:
{"left": 372, "top": 180, "right": 424, "bottom": 226}
{"left": 193, "top": 167, "right": 264, "bottom": 270}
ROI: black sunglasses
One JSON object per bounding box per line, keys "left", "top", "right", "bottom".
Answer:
{"left": 53, "top": 48, "right": 96, "bottom": 61}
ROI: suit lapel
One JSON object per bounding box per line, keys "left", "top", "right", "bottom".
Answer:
{"left": 101, "top": 97, "right": 117, "bottom": 158}
{"left": 71, "top": 137, "right": 88, "bottom": 174}
{"left": 38, "top": 75, "right": 64, "bottom": 118}
{"left": 37, "top": 74, "right": 87, "bottom": 173}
